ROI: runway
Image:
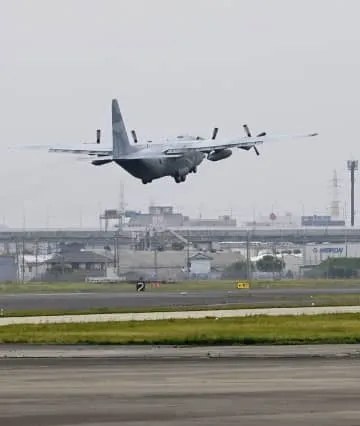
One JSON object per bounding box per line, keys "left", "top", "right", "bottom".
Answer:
{"left": 1, "top": 351, "right": 360, "bottom": 425}
{"left": 2, "top": 286, "right": 360, "bottom": 311}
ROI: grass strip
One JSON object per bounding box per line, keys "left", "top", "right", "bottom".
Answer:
{"left": 1, "top": 313, "right": 360, "bottom": 345}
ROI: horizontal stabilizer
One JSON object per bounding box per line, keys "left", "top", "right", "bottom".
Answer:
{"left": 92, "top": 158, "right": 113, "bottom": 166}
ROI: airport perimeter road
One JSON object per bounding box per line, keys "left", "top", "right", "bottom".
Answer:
{"left": 1, "top": 355, "right": 360, "bottom": 425}
{"left": 2, "top": 287, "right": 360, "bottom": 311}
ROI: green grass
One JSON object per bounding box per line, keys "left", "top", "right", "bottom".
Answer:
{"left": 2, "top": 313, "right": 360, "bottom": 345}
{"left": 3, "top": 294, "right": 360, "bottom": 318}
{"left": 2, "top": 278, "right": 360, "bottom": 294}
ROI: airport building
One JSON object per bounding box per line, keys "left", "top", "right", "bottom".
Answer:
{"left": 0, "top": 200, "right": 358, "bottom": 282}
{"left": 100, "top": 205, "right": 237, "bottom": 231}
{"left": 302, "top": 242, "right": 360, "bottom": 266}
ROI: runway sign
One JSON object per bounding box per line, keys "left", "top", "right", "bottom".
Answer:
{"left": 136, "top": 281, "right": 146, "bottom": 292}
{"left": 236, "top": 281, "right": 250, "bottom": 289}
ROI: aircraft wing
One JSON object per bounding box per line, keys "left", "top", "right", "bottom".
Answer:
{"left": 112, "top": 131, "right": 318, "bottom": 160}
{"left": 22, "top": 131, "right": 317, "bottom": 160}
{"left": 48, "top": 143, "right": 112, "bottom": 156}
{"left": 21, "top": 143, "right": 113, "bottom": 156}
{"left": 161, "top": 132, "right": 319, "bottom": 156}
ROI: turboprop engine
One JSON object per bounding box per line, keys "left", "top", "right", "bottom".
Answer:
{"left": 207, "top": 149, "right": 232, "bottom": 162}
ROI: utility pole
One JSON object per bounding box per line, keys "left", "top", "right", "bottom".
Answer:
{"left": 347, "top": 160, "right": 358, "bottom": 227}
{"left": 154, "top": 248, "right": 158, "bottom": 281}
{"left": 21, "top": 236, "right": 25, "bottom": 284}
{"left": 186, "top": 229, "right": 190, "bottom": 280}
{"left": 114, "top": 233, "right": 120, "bottom": 276}
{"left": 245, "top": 231, "right": 251, "bottom": 280}
{"left": 35, "top": 240, "right": 39, "bottom": 279}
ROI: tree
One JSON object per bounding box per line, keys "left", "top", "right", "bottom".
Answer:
{"left": 316, "top": 257, "right": 360, "bottom": 278}
{"left": 222, "top": 261, "right": 253, "bottom": 279}
{"left": 256, "top": 255, "right": 285, "bottom": 273}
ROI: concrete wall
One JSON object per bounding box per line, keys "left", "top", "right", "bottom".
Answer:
{"left": 110, "top": 249, "right": 245, "bottom": 280}
{"left": 0, "top": 255, "right": 17, "bottom": 281}
{"left": 282, "top": 255, "right": 304, "bottom": 277}
{"left": 190, "top": 259, "right": 211, "bottom": 275}
{"left": 116, "top": 249, "right": 244, "bottom": 271}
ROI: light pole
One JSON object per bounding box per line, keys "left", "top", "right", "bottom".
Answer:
{"left": 347, "top": 160, "right": 358, "bottom": 227}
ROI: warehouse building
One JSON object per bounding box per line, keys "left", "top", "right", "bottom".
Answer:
{"left": 302, "top": 243, "right": 360, "bottom": 265}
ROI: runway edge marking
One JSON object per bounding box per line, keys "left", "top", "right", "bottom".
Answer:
{"left": 1, "top": 305, "right": 360, "bottom": 326}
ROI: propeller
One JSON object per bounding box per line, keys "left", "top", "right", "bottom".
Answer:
{"left": 242, "top": 124, "right": 266, "bottom": 156}
{"left": 195, "top": 127, "right": 218, "bottom": 141}
{"left": 211, "top": 127, "right": 218, "bottom": 140}
{"left": 96, "top": 129, "right": 101, "bottom": 144}
{"left": 131, "top": 130, "right": 138, "bottom": 143}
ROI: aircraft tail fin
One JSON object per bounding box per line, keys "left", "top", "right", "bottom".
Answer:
{"left": 112, "top": 99, "right": 131, "bottom": 157}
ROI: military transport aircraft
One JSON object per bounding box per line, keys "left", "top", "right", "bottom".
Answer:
{"left": 46, "top": 99, "right": 318, "bottom": 184}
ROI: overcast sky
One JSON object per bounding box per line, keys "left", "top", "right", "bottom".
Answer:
{"left": 0, "top": 0, "right": 359, "bottom": 228}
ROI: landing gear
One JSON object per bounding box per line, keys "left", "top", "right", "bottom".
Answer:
{"left": 142, "top": 179, "right": 152, "bottom": 184}
{"left": 190, "top": 167, "right": 197, "bottom": 173}
{"left": 174, "top": 174, "right": 186, "bottom": 183}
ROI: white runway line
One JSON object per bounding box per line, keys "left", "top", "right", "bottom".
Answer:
{"left": 1, "top": 305, "right": 360, "bottom": 326}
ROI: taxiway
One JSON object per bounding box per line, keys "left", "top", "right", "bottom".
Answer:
{"left": 1, "top": 286, "right": 360, "bottom": 311}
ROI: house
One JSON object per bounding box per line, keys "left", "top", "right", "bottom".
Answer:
{"left": 189, "top": 252, "right": 213, "bottom": 276}
{"left": 46, "top": 250, "right": 113, "bottom": 273}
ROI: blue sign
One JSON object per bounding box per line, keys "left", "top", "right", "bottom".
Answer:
{"left": 313, "top": 247, "right": 344, "bottom": 255}
{"left": 302, "top": 215, "right": 345, "bottom": 227}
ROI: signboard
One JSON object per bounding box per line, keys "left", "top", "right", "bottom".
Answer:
{"left": 136, "top": 281, "right": 146, "bottom": 292}
{"left": 236, "top": 281, "right": 250, "bottom": 289}
{"left": 312, "top": 247, "right": 344, "bottom": 255}
{"left": 301, "top": 215, "right": 345, "bottom": 227}
{"left": 103, "top": 209, "right": 120, "bottom": 219}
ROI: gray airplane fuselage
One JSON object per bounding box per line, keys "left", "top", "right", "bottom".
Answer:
{"left": 114, "top": 151, "right": 205, "bottom": 183}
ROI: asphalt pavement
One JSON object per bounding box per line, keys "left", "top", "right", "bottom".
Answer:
{"left": 1, "top": 286, "right": 360, "bottom": 311}
{"left": 1, "top": 350, "right": 360, "bottom": 425}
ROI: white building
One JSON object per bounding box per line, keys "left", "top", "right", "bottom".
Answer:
{"left": 303, "top": 243, "right": 360, "bottom": 266}
{"left": 250, "top": 250, "right": 304, "bottom": 278}
{"left": 282, "top": 254, "right": 304, "bottom": 278}
{"left": 17, "top": 254, "right": 53, "bottom": 282}
{"left": 189, "top": 252, "right": 213, "bottom": 275}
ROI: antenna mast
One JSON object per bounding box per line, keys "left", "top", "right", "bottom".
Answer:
{"left": 330, "top": 169, "right": 340, "bottom": 218}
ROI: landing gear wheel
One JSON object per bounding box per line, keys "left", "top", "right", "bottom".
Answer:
{"left": 174, "top": 174, "right": 186, "bottom": 183}
{"left": 142, "top": 179, "right": 152, "bottom": 184}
